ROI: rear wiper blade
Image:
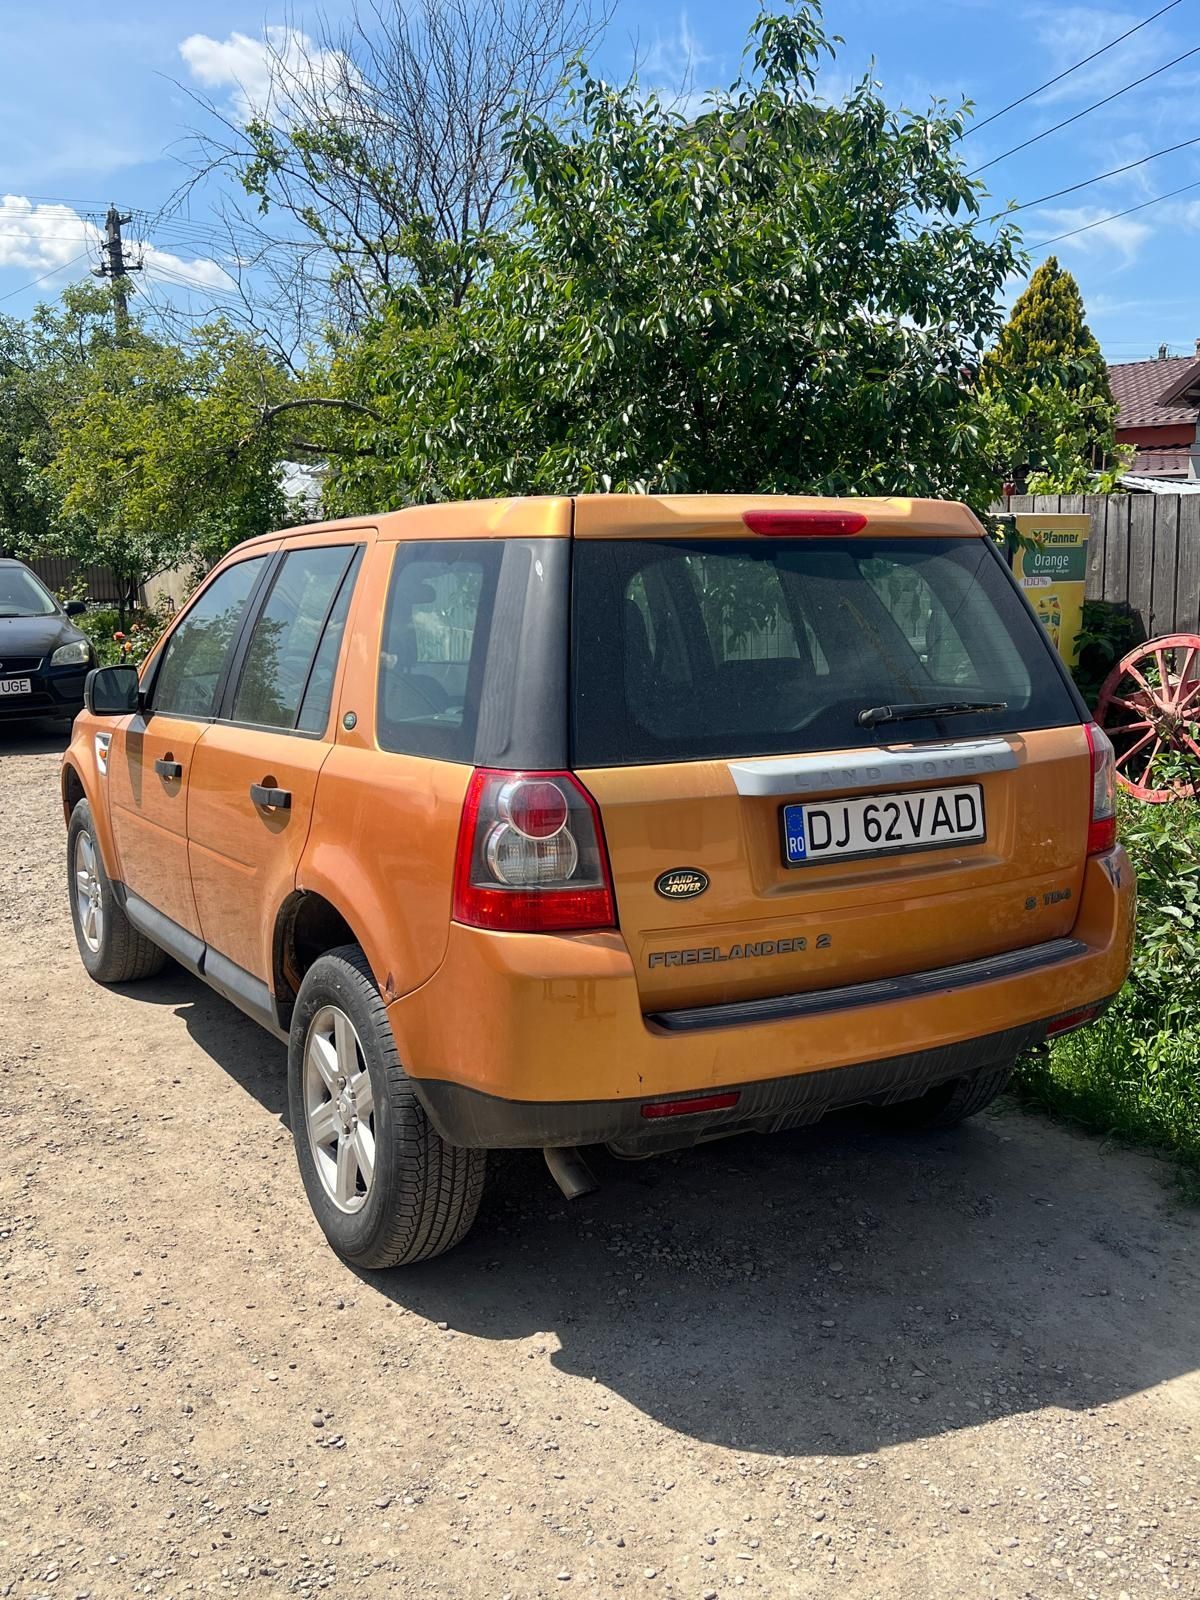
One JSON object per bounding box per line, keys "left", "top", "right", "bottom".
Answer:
{"left": 856, "top": 700, "right": 1008, "bottom": 727}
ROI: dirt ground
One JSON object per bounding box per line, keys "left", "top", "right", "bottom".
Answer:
{"left": 0, "top": 725, "right": 1197, "bottom": 1600}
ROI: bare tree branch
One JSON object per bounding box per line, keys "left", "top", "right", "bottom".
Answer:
{"left": 167, "top": 0, "right": 612, "bottom": 345}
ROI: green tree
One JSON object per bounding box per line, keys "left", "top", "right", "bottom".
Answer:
{"left": 980, "top": 256, "right": 1124, "bottom": 492}
{"left": 1, "top": 283, "right": 305, "bottom": 623}
{"left": 321, "top": 2, "right": 1022, "bottom": 512}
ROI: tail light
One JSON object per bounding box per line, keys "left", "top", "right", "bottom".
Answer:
{"left": 742, "top": 510, "right": 868, "bottom": 536}
{"left": 453, "top": 769, "right": 616, "bottom": 933}
{"left": 1084, "top": 722, "right": 1117, "bottom": 855}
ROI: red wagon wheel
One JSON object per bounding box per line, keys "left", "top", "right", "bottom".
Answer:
{"left": 1096, "top": 633, "right": 1200, "bottom": 802}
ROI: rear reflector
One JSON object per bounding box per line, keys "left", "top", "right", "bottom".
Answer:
{"left": 742, "top": 510, "right": 868, "bottom": 537}
{"left": 641, "top": 1091, "right": 741, "bottom": 1119}
{"left": 1045, "top": 1005, "right": 1102, "bottom": 1038}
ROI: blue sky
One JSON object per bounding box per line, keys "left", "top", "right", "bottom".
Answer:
{"left": 1, "top": 0, "right": 1197, "bottom": 364}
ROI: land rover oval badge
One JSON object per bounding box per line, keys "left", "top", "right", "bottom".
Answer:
{"left": 655, "top": 867, "right": 709, "bottom": 900}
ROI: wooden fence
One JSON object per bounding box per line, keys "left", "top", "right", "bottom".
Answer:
{"left": 995, "top": 494, "right": 1200, "bottom": 637}
{"left": 1, "top": 552, "right": 128, "bottom": 604}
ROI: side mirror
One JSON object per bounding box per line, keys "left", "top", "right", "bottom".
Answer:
{"left": 84, "top": 664, "right": 140, "bottom": 717}
{"left": 63, "top": 599, "right": 86, "bottom": 617}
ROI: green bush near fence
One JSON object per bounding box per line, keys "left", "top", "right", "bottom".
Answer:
{"left": 1014, "top": 792, "right": 1200, "bottom": 1198}
{"left": 75, "top": 603, "right": 171, "bottom": 668}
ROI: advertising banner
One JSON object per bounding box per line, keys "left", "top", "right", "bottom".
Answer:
{"left": 1010, "top": 513, "right": 1091, "bottom": 668}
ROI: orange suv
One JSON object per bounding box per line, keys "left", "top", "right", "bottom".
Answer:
{"left": 62, "top": 496, "right": 1135, "bottom": 1267}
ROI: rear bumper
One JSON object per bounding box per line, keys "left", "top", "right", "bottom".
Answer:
{"left": 391, "top": 847, "right": 1135, "bottom": 1150}
{"left": 414, "top": 1015, "right": 1102, "bottom": 1150}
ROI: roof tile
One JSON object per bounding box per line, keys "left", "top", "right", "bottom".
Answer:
{"left": 1110, "top": 356, "right": 1200, "bottom": 429}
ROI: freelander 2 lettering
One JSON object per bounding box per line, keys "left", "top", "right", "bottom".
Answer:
{"left": 648, "top": 934, "right": 832, "bottom": 969}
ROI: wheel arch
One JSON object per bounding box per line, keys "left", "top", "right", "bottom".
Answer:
{"left": 61, "top": 760, "right": 87, "bottom": 825}
{"left": 272, "top": 889, "right": 384, "bottom": 1031}
{"left": 61, "top": 755, "right": 120, "bottom": 881}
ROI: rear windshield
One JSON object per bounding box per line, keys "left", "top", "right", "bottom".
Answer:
{"left": 571, "top": 536, "right": 1080, "bottom": 767}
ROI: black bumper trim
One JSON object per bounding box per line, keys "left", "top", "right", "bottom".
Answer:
{"left": 645, "top": 937, "right": 1088, "bottom": 1034}
{"left": 410, "top": 1017, "right": 1060, "bottom": 1152}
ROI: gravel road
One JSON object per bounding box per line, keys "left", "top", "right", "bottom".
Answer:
{"left": 1, "top": 725, "right": 1198, "bottom": 1600}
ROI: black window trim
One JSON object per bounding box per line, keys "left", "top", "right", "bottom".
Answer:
{"left": 218, "top": 542, "right": 363, "bottom": 738}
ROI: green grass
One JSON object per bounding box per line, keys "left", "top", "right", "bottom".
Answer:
{"left": 1012, "top": 792, "right": 1200, "bottom": 1200}
{"left": 1013, "top": 1019, "right": 1200, "bottom": 1201}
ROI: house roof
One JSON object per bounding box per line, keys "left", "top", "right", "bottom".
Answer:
{"left": 1127, "top": 443, "right": 1194, "bottom": 478}
{"left": 1110, "top": 355, "right": 1200, "bottom": 429}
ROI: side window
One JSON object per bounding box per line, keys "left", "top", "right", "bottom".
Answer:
{"left": 152, "top": 557, "right": 268, "bottom": 718}
{"left": 377, "top": 542, "right": 500, "bottom": 760}
{"left": 297, "top": 552, "right": 361, "bottom": 734}
{"left": 233, "top": 545, "right": 357, "bottom": 730}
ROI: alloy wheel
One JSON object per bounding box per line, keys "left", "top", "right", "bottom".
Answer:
{"left": 74, "top": 830, "right": 104, "bottom": 953}
{"left": 303, "top": 1005, "right": 376, "bottom": 1213}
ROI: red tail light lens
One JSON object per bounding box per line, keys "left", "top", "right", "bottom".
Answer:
{"left": 742, "top": 510, "right": 868, "bottom": 536}
{"left": 453, "top": 769, "right": 616, "bottom": 932}
{"left": 1084, "top": 722, "right": 1117, "bottom": 855}
{"left": 641, "top": 1091, "right": 741, "bottom": 1119}
{"left": 1045, "top": 1004, "right": 1102, "bottom": 1038}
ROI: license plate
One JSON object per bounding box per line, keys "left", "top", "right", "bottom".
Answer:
{"left": 0, "top": 677, "right": 32, "bottom": 697}
{"left": 782, "top": 783, "right": 985, "bottom": 866}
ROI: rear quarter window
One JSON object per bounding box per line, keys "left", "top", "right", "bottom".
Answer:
{"left": 376, "top": 541, "right": 502, "bottom": 760}
{"left": 571, "top": 536, "right": 1081, "bottom": 766}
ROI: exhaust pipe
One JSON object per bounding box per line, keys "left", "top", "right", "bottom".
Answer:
{"left": 544, "top": 1145, "right": 598, "bottom": 1200}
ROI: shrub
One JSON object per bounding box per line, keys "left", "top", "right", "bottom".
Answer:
{"left": 1014, "top": 792, "right": 1200, "bottom": 1196}
{"left": 75, "top": 599, "right": 174, "bottom": 668}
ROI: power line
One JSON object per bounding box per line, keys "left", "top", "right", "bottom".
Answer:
{"left": 963, "top": 0, "right": 1183, "bottom": 138}
{"left": 968, "top": 44, "right": 1200, "bottom": 175}
{"left": 998, "top": 134, "right": 1200, "bottom": 217}
{"left": 1028, "top": 177, "right": 1200, "bottom": 247}
{"left": 0, "top": 249, "right": 94, "bottom": 305}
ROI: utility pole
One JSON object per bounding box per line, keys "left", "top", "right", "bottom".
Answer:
{"left": 93, "top": 204, "right": 142, "bottom": 340}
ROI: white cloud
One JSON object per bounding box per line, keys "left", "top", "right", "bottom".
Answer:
{"left": 179, "top": 26, "right": 350, "bottom": 123}
{"left": 0, "top": 196, "right": 235, "bottom": 294}
{"left": 1033, "top": 202, "right": 1152, "bottom": 263}
{"left": 1023, "top": 4, "right": 1168, "bottom": 106}
{"left": 638, "top": 13, "right": 718, "bottom": 114}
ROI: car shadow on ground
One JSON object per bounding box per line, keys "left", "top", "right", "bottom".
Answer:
{"left": 126, "top": 962, "right": 1197, "bottom": 1461}
{"left": 0, "top": 717, "right": 72, "bottom": 756}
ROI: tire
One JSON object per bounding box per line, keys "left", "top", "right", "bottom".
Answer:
{"left": 875, "top": 1060, "right": 1015, "bottom": 1131}
{"left": 67, "top": 799, "right": 167, "bottom": 983}
{"left": 288, "top": 943, "right": 486, "bottom": 1269}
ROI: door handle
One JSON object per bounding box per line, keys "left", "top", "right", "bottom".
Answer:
{"left": 250, "top": 782, "right": 292, "bottom": 811}
{"left": 155, "top": 757, "right": 183, "bottom": 780}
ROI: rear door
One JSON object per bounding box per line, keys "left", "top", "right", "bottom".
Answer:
{"left": 571, "top": 508, "right": 1092, "bottom": 1013}
{"left": 107, "top": 552, "right": 273, "bottom": 938}
{"left": 186, "top": 537, "right": 367, "bottom": 985}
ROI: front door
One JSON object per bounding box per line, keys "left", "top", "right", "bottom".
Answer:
{"left": 107, "top": 552, "right": 273, "bottom": 937}
{"left": 187, "top": 539, "right": 365, "bottom": 983}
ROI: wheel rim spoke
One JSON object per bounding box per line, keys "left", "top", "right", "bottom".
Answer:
{"left": 308, "top": 1032, "right": 339, "bottom": 1093}
{"left": 1115, "top": 727, "right": 1156, "bottom": 769}
{"left": 334, "top": 1010, "right": 357, "bottom": 1075}
{"left": 347, "top": 1068, "right": 374, "bottom": 1120}
{"left": 334, "top": 1134, "right": 357, "bottom": 1205}
{"left": 351, "top": 1125, "right": 375, "bottom": 1189}
{"left": 308, "top": 1099, "right": 341, "bottom": 1147}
